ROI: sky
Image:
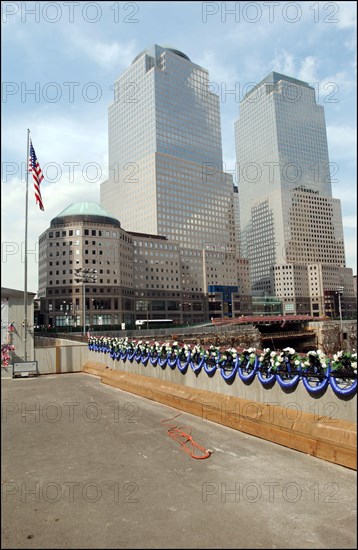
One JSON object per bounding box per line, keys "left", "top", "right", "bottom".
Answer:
{"left": 1, "top": 0, "right": 357, "bottom": 293}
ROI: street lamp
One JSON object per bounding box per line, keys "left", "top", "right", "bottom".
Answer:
{"left": 74, "top": 268, "right": 97, "bottom": 335}
{"left": 336, "top": 286, "right": 344, "bottom": 348}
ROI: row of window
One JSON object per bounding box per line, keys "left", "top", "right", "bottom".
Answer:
{"left": 49, "top": 229, "right": 128, "bottom": 239}
{"left": 49, "top": 280, "right": 117, "bottom": 286}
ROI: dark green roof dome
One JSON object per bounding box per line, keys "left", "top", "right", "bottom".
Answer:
{"left": 132, "top": 44, "right": 191, "bottom": 65}
{"left": 51, "top": 202, "right": 121, "bottom": 228}
{"left": 160, "top": 45, "right": 191, "bottom": 61}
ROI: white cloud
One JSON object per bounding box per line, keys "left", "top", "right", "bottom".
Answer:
{"left": 336, "top": 1, "right": 357, "bottom": 29}
{"left": 298, "top": 56, "right": 318, "bottom": 83}
{"left": 326, "top": 125, "right": 357, "bottom": 162}
{"left": 3, "top": 109, "right": 108, "bottom": 168}
{"left": 272, "top": 49, "right": 296, "bottom": 75}
{"left": 271, "top": 50, "right": 356, "bottom": 104}
{"left": 318, "top": 71, "right": 356, "bottom": 102}
{"left": 343, "top": 215, "right": 357, "bottom": 229}
{"left": 272, "top": 50, "right": 320, "bottom": 83}
{"left": 344, "top": 34, "right": 357, "bottom": 51}
{"left": 343, "top": 231, "right": 357, "bottom": 274}
{"left": 197, "top": 51, "right": 239, "bottom": 85}
{"left": 67, "top": 33, "right": 138, "bottom": 71}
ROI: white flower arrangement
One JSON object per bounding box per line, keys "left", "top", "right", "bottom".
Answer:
{"left": 90, "top": 337, "right": 355, "bottom": 381}
{"left": 304, "top": 349, "right": 328, "bottom": 370}
{"left": 241, "top": 347, "right": 257, "bottom": 366}
{"left": 331, "top": 351, "right": 357, "bottom": 374}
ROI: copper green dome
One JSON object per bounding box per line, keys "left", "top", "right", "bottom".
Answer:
{"left": 51, "top": 202, "right": 121, "bottom": 228}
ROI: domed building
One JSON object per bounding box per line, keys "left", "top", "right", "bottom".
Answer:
{"left": 38, "top": 201, "right": 135, "bottom": 329}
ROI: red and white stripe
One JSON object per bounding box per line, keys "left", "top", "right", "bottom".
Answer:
{"left": 28, "top": 140, "right": 44, "bottom": 211}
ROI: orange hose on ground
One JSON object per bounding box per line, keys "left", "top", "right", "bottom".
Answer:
{"left": 161, "top": 413, "right": 212, "bottom": 459}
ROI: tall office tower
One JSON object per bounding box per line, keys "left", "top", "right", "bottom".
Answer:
{"left": 235, "top": 72, "right": 354, "bottom": 316}
{"left": 101, "top": 44, "right": 240, "bottom": 305}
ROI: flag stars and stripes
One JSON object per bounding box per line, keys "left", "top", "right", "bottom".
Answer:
{"left": 28, "top": 139, "right": 44, "bottom": 211}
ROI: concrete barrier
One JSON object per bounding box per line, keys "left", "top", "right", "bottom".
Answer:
{"left": 1, "top": 366, "right": 13, "bottom": 378}
{"left": 85, "top": 352, "right": 356, "bottom": 422}
{"left": 83, "top": 361, "right": 356, "bottom": 470}
{"left": 30, "top": 342, "right": 356, "bottom": 424}
{"left": 33, "top": 342, "right": 89, "bottom": 374}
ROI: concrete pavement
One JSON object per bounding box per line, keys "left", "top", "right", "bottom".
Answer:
{"left": 1, "top": 373, "right": 357, "bottom": 549}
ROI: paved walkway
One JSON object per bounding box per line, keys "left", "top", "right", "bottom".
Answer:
{"left": 1, "top": 373, "right": 357, "bottom": 549}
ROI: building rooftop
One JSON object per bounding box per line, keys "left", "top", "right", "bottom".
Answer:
{"left": 243, "top": 71, "right": 315, "bottom": 101}
{"left": 1, "top": 287, "right": 36, "bottom": 297}
{"left": 51, "top": 202, "right": 121, "bottom": 228}
{"left": 54, "top": 202, "right": 118, "bottom": 219}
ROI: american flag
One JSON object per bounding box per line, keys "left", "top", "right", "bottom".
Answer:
{"left": 28, "top": 140, "right": 44, "bottom": 211}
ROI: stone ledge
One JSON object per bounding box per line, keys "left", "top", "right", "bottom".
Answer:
{"left": 1, "top": 366, "right": 13, "bottom": 378}
{"left": 82, "top": 362, "right": 357, "bottom": 470}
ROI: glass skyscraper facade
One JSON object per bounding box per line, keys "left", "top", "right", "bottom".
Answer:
{"left": 101, "top": 45, "right": 240, "bottom": 297}
{"left": 235, "top": 72, "right": 354, "bottom": 315}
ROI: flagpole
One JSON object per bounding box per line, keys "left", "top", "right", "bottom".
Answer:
{"left": 24, "top": 128, "right": 30, "bottom": 362}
